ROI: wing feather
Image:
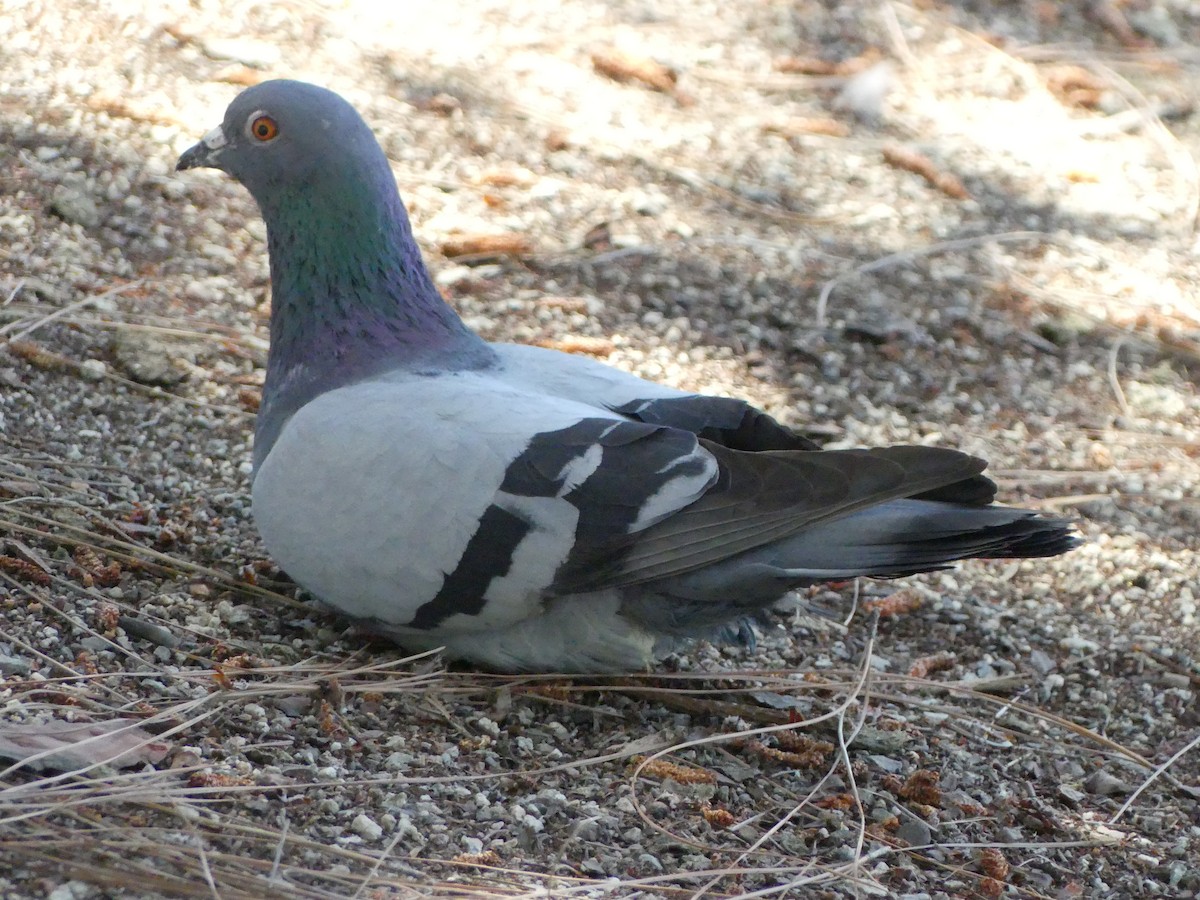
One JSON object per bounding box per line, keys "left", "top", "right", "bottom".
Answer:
{"left": 553, "top": 444, "right": 990, "bottom": 591}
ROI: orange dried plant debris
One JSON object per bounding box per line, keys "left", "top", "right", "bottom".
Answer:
{"left": 702, "top": 805, "right": 736, "bottom": 828}
{"left": 318, "top": 698, "right": 343, "bottom": 736}
{"left": 741, "top": 737, "right": 831, "bottom": 769}
{"left": 8, "top": 341, "right": 77, "bottom": 374}
{"left": 0, "top": 555, "right": 51, "bottom": 585}
{"left": 979, "top": 846, "right": 1010, "bottom": 881}
{"left": 220, "top": 654, "right": 261, "bottom": 670}
{"left": 631, "top": 756, "right": 717, "bottom": 784}
{"left": 591, "top": 48, "right": 678, "bottom": 94}
{"left": 452, "top": 850, "right": 502, "bottom": 867}
{"left": 238, "top": 387, "right": 262, "bottom": 412}
{"left": 899, "top": 769, "right": 942, "bottom": 807}
{"left": 776, "top": 730, "right": 834, "bottom": 756}
{"left": 73, "top": 546, "right": 122, "bottom": 587}
{"left": 74, "top": 650, "right": 99, "bottom": 676}
{"left": 519, "top": 681, "right": 574, "bottom": 701}
{"left": 187, "top": 771, "right": 254, "bottom": 789}
{"left": 774, "top": 50, "right": 880, "bottom": 76}
{"left": 535, "top": 336, "right": 616, "bottom": 357}
{"left": 95, "top": 603, "right": 121, "bottom": 632}
{"left": 213, "top": 64, "right": 268, "bottom": 87}
{"left": 978, "top": 876, "right": 1005, "bottom": 898}
{"left": 815, "top": 793, "right": 857, "bottom": 811}
{"left": 440, "top": 233, "right": 533, "bottom": 259}
{"left": 476, "top": 168, "right": 535, "bottom": 188}
{"left": 1043, "top": 65, "right": 1107, "bottom": 109}
{"left": 864, "top": 588, "right": 922, "bottom": 617}
{"left": 763, "top": 117, "right": 850, "bottom": 139}
{"left": 908, "top": 650, "right": 956, "bottom": 678}
{"left": 882, "top": 145, "right": 970, "bottom": 200}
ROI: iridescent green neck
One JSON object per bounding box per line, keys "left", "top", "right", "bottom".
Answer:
{"left": 252, "top": 173, "right": 494, "bottom": 472}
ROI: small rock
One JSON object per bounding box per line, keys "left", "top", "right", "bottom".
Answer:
{"left": 637, "top": 852, "right": 664, "bottom": 872}
{"left": 1084, "top": 770, "right": 1130, "bottom": 797}
{"left": 111, "top": 332, "right": 195, "bottom": 387}
{"left": 579, "top": 857, "right": 606, "bottom": 876}
{"left": 871, "top": 804, "right": 896, "bottom": 823}
{"left": 19, "top": 277, "right": 65, "bottom": 303}
{"left": 1029, "top": 648, "right": 1057, "bottom": 675}
{"left": 1127, "top": 6, "right": 1181, "bottom": 45}
{"left": 868, "top": 754, "right": 905, "bottom": 773}
{"left": 47, "top": 881, "right": 93, "bottom": 900}
{"left": 351, "top": 813, "right": 383, "bottom": 841}
{"left": 1058, "top": 783, "right": 1086, "bottom": 805}
{"left": 1124, "top": 381, "right": 1188, "bottom": 418}
{"left": 51, "top": 185, "right": 101, "bottom": 228}
{"left": 629, "top": 187, "right": 668, "bottom": 216}
{"left": 79, "top": 359, "right": 107, "bottom": 381}
{"left": 384, "top": 751, "right": 413, "bottom": 771}
{"left": 974, "top": 660, "right": 997, "bottom": 679}
{"left": 201, "top": 37, "right": 281, "bottom": 68}
{"left": 272, "top": 696, "right": 310, "bottom": 717}
{"left": 1039, "top": 672, "right": 1065, "bottom": 700}
{"left": 118, "top": 615, "right": 180, "bottom": 649}
{"left": 1036, "top": 310, "right": 1095, "bottom": 345}
{"left": 0, "top": 654, "right": 32, "bottom": 676}
{"left": 1059, "top": 635, "right": 1101, "bottom": 654}
{"left": 854, "top": 726, "right": 908, "bottom": 753}
{"left": 895, "top": 818, "right": 932, "bottom": 847}
{"left": 216, "top": 601, "right": 253, "bottom": 625}
{"left": 529, "top": 177, "right": 565, "bottom": 199}
{"left": 835, "top": 60, "right": 896, "bottom": 123}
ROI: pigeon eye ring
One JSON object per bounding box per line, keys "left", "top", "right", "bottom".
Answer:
{"left": 248, "top": 113, "right": 279, "bottom": 142}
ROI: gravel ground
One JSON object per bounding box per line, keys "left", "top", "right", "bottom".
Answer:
{"left": 2, "top": 1, "right": 1199, "bottom": 897}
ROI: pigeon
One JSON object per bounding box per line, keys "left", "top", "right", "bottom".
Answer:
{"left": 177, "top": 80, "right": 1078, "bottom": 672}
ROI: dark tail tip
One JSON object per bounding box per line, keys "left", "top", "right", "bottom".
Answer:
{"left": 987, "top": 518, "right": 1081, "bottom": 559}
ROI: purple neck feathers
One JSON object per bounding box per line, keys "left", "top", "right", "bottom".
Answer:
{"left": 251, "top": 164, "right": 495, "bottom": 472}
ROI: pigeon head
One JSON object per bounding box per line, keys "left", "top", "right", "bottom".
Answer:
{"left": 177, "top": 80, "right": 495, "bottom": 473}
{"left": 177, "top": 80, "right": 392, "bottom": 212}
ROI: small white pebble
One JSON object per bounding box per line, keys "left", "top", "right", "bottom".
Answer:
{"left": 1060, "top": 635, "right": 1101, "bottom": 654}
{"left": 79, "top": 359, "right": 106, "bottom": 380}
{"left": 351, "top": 813, "right": 383, "bottom": 841}
{"left": 1040, "top": 673, "right": 1065, "bottom": 700}
{"left": 384, "top": 751, "right": 413, "bottom": 771}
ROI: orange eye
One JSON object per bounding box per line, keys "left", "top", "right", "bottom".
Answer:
{"left": 250, "top": 115, "right": 279, "bottom": 142}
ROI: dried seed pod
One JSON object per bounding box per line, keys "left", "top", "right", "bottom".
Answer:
{"left": 631, "top": 756, "right": 717, "bottom": 784}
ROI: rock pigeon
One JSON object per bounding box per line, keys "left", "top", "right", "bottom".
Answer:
{"left": 177, "top": 80, "right": 1078, "bottom": 672}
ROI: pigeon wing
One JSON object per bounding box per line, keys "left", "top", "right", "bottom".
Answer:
{"left": 552, "top": 443, "right": 991, "bottom": 592}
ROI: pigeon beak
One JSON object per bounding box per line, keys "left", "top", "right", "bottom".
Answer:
{"left": 176, "top": 124, "right": 228, "bottom": 171}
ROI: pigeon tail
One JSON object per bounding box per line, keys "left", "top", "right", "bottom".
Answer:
{"left": 619, "top": 498, "right": 1079, "bottom": 636}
